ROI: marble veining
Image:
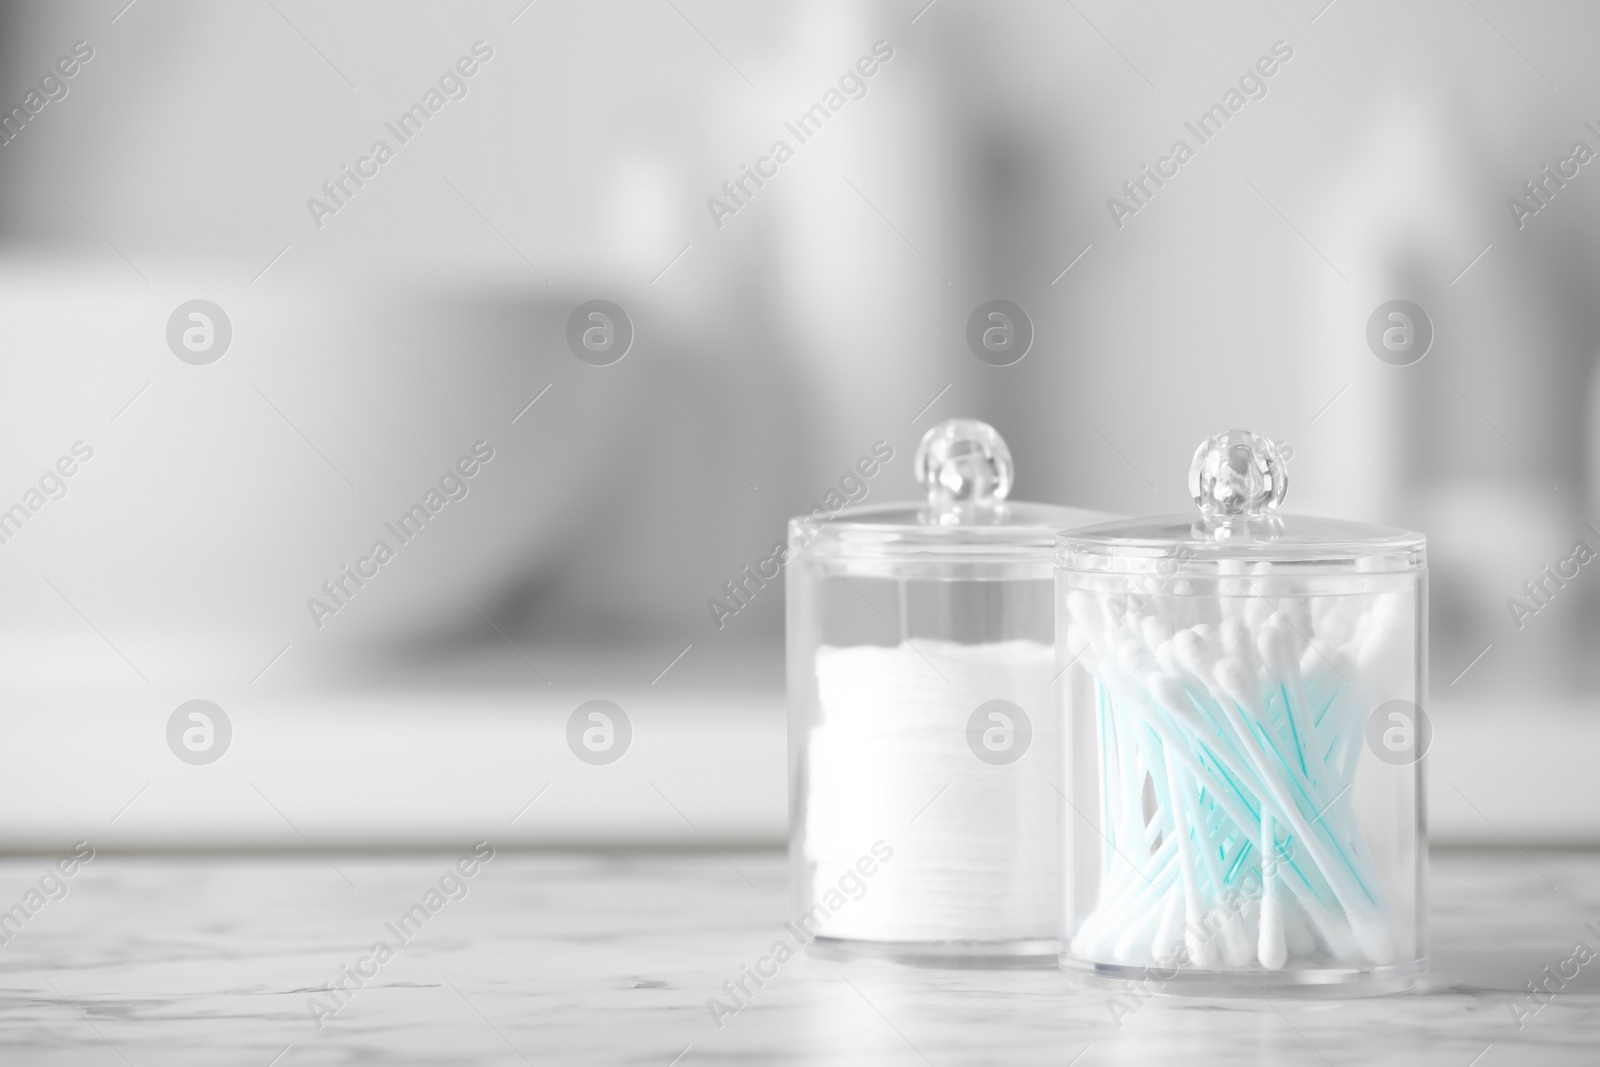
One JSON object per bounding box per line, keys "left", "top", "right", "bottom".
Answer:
{"left": 0, "top": 848, "right": 1594, "bottom": 1064}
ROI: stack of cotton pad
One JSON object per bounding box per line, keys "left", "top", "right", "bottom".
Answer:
{"left": 805, "top": 638, "right": 1057, "bottom": 943}
{"left": 1066, "top": 574, "right": 1417, "bottom": 971}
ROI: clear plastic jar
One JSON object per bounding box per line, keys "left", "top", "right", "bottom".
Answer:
{"left": 787, "top": 419, "right": 1107, "bottom": 965}
{"left": 1057, "top": 431, "right": 1428, "bottom": 992}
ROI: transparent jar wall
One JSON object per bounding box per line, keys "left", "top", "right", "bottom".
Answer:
{"left": 788, "top": 555, "right": 1059, "bottom": 962}
{"left": 1057, "top": 566, "right": 1427, "bottom": 989}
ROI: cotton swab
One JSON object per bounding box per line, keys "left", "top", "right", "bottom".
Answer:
{"left": 1145, "top": 664, "right": 1356, "bottom": 946}
{"left": 1180, "top": 760, "right": 1254, "bottom": 967}
{"left": 1130, "top": 670, "right": 1346, "bottom": 950}
{"left": 1161, "top": 742, "right": 1217, "bottom": 968}
{"left": 1258, "top": 619, "right": 1319, "bottom": 789}
{"left": 1258, "top": 808, "right": 1286, "bottom": 969}
{"left": 1067, "top": 578, "right": 1410, "bottom": 975}
{"left": 1209, "top": 657, "right": 1385, "bottom": 939}
{"left": 1152, "top": 887, "right": 1186, "bottom": 963}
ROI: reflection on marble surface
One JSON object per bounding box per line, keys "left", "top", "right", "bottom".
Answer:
{"left": 0, "top": 848, "right": 1595, "bottom": 1064}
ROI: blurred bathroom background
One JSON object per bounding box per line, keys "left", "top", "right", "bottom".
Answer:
{"left": 0, "top": 0, "right": 1595, "bottom": 848}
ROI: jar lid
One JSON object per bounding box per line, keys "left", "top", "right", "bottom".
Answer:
{"left": 1056, "top": 430, "right": 1425, "bottom": 574}
{"left": 792, "top": 418, "right": 1109, "bottom": 561}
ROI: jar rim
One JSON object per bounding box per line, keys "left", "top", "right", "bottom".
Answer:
{"left": 791, "top": 501, "right": 1114, "bottom": 560}
{"left": 1055, "top": 512, "right": 1426, "bottom": 571}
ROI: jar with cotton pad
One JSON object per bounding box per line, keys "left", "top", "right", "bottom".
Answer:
{"left": 1056, "top": 429, "right": 1427, "bottom": 993}
{"left": 787, "top": 418, "right": 1110, "bottom": 966}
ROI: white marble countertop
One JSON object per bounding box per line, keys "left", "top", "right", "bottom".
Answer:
{"left": 1, "top": 847, "right": 1595, "bottom": 1065}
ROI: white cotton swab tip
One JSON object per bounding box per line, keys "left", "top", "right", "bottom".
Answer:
{"left": 1114, "top": 899, "right": 1166, "bottom": 965}
{"left": 1220, "top": 907, "right": 1255, "bottom": 969}
{"left": 1258, "top": 810, "right": 1287, "bottom": 970}
{"left": 1221, "top": 620, "right": 1259, "bottom": 675}
{"left": 1213, "top": 658, "right": 1266, "bottom": 720}
{"left": 1255, "top": 621, "right": 1296, "bottom": 676}
{"left": 1116, "top": 640, "right": 1157, "bottom": 678}
{"left": 1147, "top": 672, "right": 1206, "bottom": 733}
{"left": 1316, "top": 610, "right": 1353, "bottom": 649}
{"left": 1350, "top": 913, "right": 1397, "bottom": 966}
{"left": 1173, "top": 628, "right": 1215, "bottom": 680}
{"left": 1279, "top": 892, "right": 1318, "bottom": 959}
{"left": 1140, "top": 615, "right": 1173, "bottom": 651}
{"left": 1152, "top": 889, "right": 1186, "bottom": 964}
{"left": 1258, "top": 898, "right": 1288, "bottom": 970}
{"left": 1154, "top": 640, "right": 1185, "bottom": 680}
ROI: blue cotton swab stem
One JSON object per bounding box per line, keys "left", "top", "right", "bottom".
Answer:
{"left": 1132, "top": 703, "right": 1344, "bottom": 972}
{"left": 1111, "top": 813, "right": 1270, "bottom": 968}
{"left": 1180, "top": 760, "right": 1254, "bottom": 966}
{"left": 1116, "top": 695, "right": 1149, "bottom": 859}
{"left": 1228, "top": 617, "right": 1323, "bottom": 804}
{"left": 1174, "top": 639, "right": 1360, "bottom": 885}
{"left": 1142, "top": 669, "right": 1360, "bottom": 959}
{"left": 1199, "top": 647, "right": 1359, "bottom": 866}
{"left": 1258, "top": 620, "right": 1320, "bottom": 789}
{"left": 1134, "top": 669, "right": 1345, "bottom": 928}
{"left": 1104, "top": 804, "right": 1199, "bottom": 966}
{"left": 1154, "top": 641, "right": 1273, "bottom": 809}
{"left": 1206, "top": 657, "right": 1374, "bottom": 908}
{"left": 1144, "top": 666, "right": 1325, "bottom": 897}
{"left": 1074, "top": 587, "right": 1404, "bottom": 971}
{"left": 1081, "top": 680, "right": 1175, "bottom": 947}
{"left": 1075, "top": 826, "right": 1181, "bottom": 961}
{"left": 1304, "top": 666, "right": 1364, "bottom": 799}
{"left": 1159, "top": 739, "right": 1216, "bottom": 967}
{"left": 1094, "top": 674, "right": 1145, "bottom": 876}
{"left": 1259, "top": 808, "right": 1286, "bottom": 969}
{"left": 1072, "top": 596, "right": 1142, "bottom": 863}
{"left": 1199, "top": 656, "right": 1394, "bottom": 964}
{"left": 1081, "top": 671, "right": 1227, "bottom": 955}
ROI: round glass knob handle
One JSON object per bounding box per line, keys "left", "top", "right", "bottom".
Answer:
{"left": 915, "top": 418, "right": 1014, "bottom": 510}
{"left": 1189, "top": 429, "right": 1289, "bottom": 521}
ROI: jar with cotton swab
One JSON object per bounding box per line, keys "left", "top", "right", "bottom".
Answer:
{"left": 788, "top": 418, "right": 1110, "bottom": 966}
{"left": 1056, "top": 429, "right": 1427, "bottom": 993}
